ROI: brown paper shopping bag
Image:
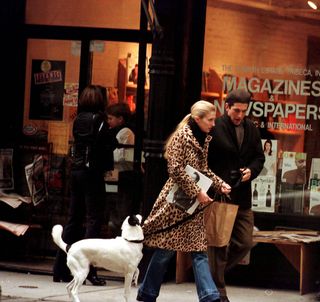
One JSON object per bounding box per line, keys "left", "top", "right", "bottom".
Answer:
{"left": 204, "top": 198, "right": 239, "bottom": 247}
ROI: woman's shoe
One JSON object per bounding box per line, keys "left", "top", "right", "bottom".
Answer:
{"left": 86, "top": 274, "right": 106, "bottom": 286}
{"left": 136, "top": 293, "right": 156, "bottom": 302}
{"left": 53, "top": 274, "right": 73, "bottom": 283}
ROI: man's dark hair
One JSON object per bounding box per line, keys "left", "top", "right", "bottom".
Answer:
{"left": 106, "top": 103, "right": 131, "bottom": 123}
{"left": 225, "top": 89, "right": 251, "bottom": 106}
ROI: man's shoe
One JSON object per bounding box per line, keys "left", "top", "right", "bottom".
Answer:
{"left": 53, "top": 274, "right": 73, "bottom": 283}
{"left": 220, "top": 296, "right": 230, "bottom": 302}
{"left": 86, "top": 274, "right": 106, "bottom": 286}
{"left": 86, "top": 266, "right": 106, "bottom": 286}
{"left": 316, "top": 292, "right": 320, "bottom": 301}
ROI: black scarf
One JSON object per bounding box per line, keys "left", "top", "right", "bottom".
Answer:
{"left": 188, "top": 118, "right": 206, "bottom": 147}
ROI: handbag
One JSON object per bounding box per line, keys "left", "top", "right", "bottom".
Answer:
{"left": 204, "top": 195, "right": 239, "bottom": 247}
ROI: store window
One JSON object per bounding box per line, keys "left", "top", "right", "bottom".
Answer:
{"left": 23, "top": 39, "right": 151, "bottom": 153}
{"left": 203, "top": 1, "right": 320, "bottom": 216}
{"left": 20, "top": 0, "right": 150, "bottom": 211}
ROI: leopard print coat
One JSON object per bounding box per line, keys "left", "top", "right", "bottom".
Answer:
{"left": 143, "top": 125, "right": 224, "bottom": 252}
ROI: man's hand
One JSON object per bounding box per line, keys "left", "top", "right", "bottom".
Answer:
{"left": 240, "top": 167, "right": 251, "bottom": 182}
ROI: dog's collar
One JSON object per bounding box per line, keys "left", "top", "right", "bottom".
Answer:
{"left": 125, "top": 238, "right": 144, "bottom": 244}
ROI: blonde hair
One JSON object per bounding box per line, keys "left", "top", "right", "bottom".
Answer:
{"left": 164, "top": 100, "right": 216, "bottom": 158}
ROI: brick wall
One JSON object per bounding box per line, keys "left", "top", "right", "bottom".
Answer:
{"left": 203, "top": 4, "right": 319, "bottom": 80}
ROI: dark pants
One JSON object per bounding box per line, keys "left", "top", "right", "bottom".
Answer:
{"left": 53, "top": 168, "right": 106, "bottom": 278}
{"left": 207, "top": 208, "right": 254, "bottom": 296}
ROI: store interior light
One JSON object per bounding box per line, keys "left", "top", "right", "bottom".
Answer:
{"left": 307, "top": 1, "right": 318, "bottom": 10}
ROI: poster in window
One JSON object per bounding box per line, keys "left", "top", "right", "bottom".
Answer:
{"left": 252, "top": 139, "right": 277, "bottom": 213}
{"left": 63, "top": 82, "right": 78, "bottom": 107}
{"left": 29, "top": 60, "right": 65, "bottom": 120}
{"left": 280, "top": 151, "right": 307, "bottom": 214}
{"left": 308, "top": 158, "right": 320, "bottom": 215}
{"left": 260, "top": 139, "right": 277, "bottom": 177}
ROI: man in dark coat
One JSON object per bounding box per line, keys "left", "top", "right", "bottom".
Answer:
{"left": 207, "top": 89, "right": 265, "bottom": 302}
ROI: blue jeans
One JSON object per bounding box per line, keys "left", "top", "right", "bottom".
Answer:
{"left": 138, "top": 248, "right": 220, "bottom": 302}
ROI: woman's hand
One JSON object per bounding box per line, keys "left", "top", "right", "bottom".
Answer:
{"left": 197, "top": 190, "right": 213, "bottom": 204}
{"left": 220, "top": 182, "right": 231, "bottom": 195}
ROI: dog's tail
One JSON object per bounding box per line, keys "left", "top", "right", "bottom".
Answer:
{"left": 51, "top": 224, "right": 67, "bottom": 253}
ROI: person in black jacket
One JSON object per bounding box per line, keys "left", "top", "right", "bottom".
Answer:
{"left": 207, "top": 89, "right": 265, "bottom": 302}
{"left": 53, "top": 85, "right": 116, "bottom": 285}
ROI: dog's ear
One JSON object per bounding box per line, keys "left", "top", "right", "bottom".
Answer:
{"left": 136, "top": 214, "right": 142, "bottom": 223}
{"left": 128, "top": 215, "right": 140, "bottom": 226}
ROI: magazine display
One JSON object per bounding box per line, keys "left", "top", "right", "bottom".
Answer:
{"left": 0, "top": 148, "right": 14, "bottom": 190}
{"left": 25, "top": 155, "right": 48, "bottom": 206}
{"left": 167, "top": 165, "right": 212, "bottom": 214}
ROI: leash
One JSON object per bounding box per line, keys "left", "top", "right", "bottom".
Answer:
{"left": 144, "top": 193, "right": 232, "bottom": 239}
{"left": 144, "top": 199, "right": 216, "bottom": 239}
{"left": 125, "top": 238, "right": 144, "bottom": 243}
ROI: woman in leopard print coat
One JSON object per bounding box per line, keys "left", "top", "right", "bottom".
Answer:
{"left": 137, "top": 100, "right": 231, "bottom": 302}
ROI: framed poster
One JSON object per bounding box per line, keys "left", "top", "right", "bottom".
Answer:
{"left": 29, "top": 59, "right": 65, "bottom": 120}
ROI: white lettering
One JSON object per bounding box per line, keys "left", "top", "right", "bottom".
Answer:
{"left": 248, "top": 77, "right": 260, "bottom": 93}
{"left": 284, "top": 104, "right": 296, "bottom": 118}
{"left": 260, "top": 79, "right": 272, "bottom": 94}
{"left": 273, "top": 80, "right": 284, "bottom": 95}
{"left": 306, "top": 104, "right": 318, "bottom": 120}
{"left": 222, "top": 76, "right": 237, "bottom": 92}
{"left": 273, "top": 103, "right": 285, "bottom": 117}
{"left": 300, "top": 81, "right": 311, "bottom": 96}
{"left": 311, "top": 81, "right": 320, "bottom": 97}
{"left": 223, "top": 75, "right": 320, "bottom": 97}
{"left": 249, "top": 101, "right": 320, "bottom": 121}
{"left": 264, "top": 102, "right": 275, "bottom": 117}
{"left": 288, "top": 80, "right": 300, "bottom": 95}
{"left": 296, "top": 104, "right": 306, "bottom": 119}
{"left": 251, "top": 101, "right": 264, "bottom": 117}
{"left": 213, "top": 99, "right": 224, "bottom": 115}
{"left": 237, "top": 77, "right": 248, "bottom": 91}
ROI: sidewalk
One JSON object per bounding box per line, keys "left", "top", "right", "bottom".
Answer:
{"left": 0, "top": 270, "right": 318, "bottom": 302}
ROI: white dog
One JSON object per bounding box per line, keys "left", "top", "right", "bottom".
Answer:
{"left": 51, "top": 214, "right": 144, "bottom": 302}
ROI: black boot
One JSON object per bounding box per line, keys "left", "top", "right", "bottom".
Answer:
{"left": 86, "top": 266, "right": 106, "bottom": 286}
{"left": 53, "top": 250, "right": 72, "bottom": 283}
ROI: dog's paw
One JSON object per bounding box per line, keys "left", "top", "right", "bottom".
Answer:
{"left": 131, "top": 279, "right": 138, "bottom": 287}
